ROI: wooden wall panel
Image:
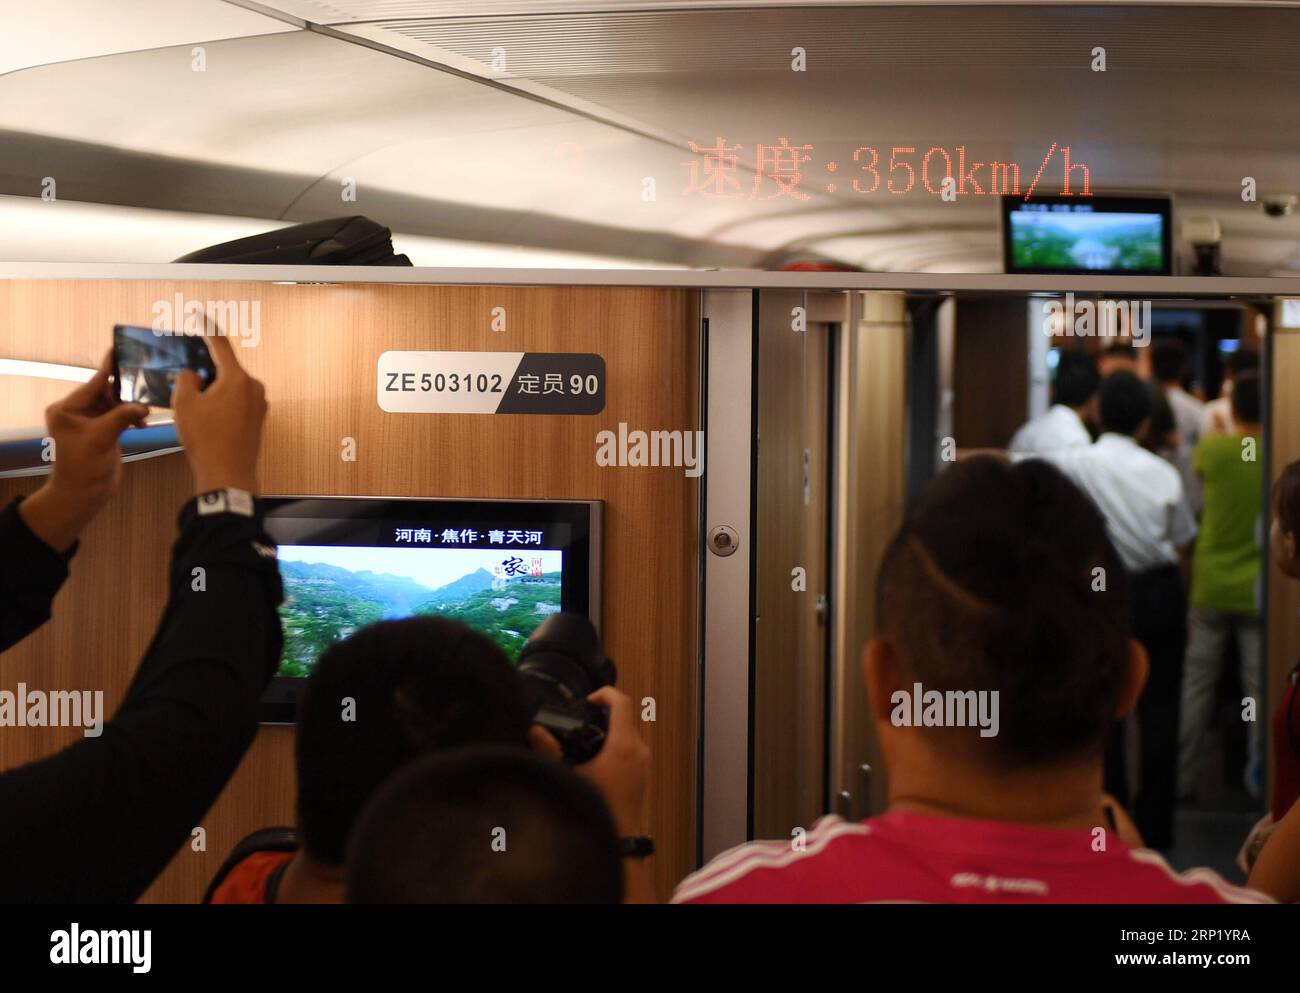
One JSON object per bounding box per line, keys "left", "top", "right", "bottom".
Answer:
{"left": 0, "top": 279, "right": 699, "bottom": 902}
{"left": 834, "top": 291, "right": 908, "bottom": 817}
{"left": 0, "top": 377, "right": 69, "bottom": 437}
{"left": 952, "top": 297, "right": 1029, "bottom": 449}
{"left": 753, "top": 291, "right": 829, "bottom": 839}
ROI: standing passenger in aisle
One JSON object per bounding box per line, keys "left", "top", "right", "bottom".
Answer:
{"left": 1030, "top": 372, "right": 1196, "bottom": 850}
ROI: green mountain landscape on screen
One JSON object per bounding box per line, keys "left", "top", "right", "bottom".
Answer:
{"left": 277, "top": 559, "right": 562, "bottom": 676}
{"left": 1012, "top": 216, "right": 1163, "bottom": 272}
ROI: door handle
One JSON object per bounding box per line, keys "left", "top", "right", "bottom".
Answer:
{"left": 835, "top": 790, "right": 853, "bottom": 820}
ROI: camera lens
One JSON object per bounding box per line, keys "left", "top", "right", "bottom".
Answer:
{"left": 517, "top": 613, "right": 615, "bottom": 763}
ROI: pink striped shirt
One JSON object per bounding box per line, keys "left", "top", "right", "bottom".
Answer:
{"left": 672, "top": 812, "right": 1272, "bottom": 904}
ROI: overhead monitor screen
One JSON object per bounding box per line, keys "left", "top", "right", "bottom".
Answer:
{"left": 1003, "top": 195, "right": 1172, "bottom": 275}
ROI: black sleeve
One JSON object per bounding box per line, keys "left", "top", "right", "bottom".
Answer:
{"left": 0, "top": 498, "right": 77, "bottom": 652}
{"left": 0, "top": 497, "right": 283, "bottom": 903}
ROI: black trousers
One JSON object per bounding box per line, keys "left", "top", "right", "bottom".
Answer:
{"left": 1105, "top": 563, "right": 1186, "bottom": 851}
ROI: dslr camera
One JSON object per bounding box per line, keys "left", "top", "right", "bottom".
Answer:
{"left": 517, "top": 613, "right": 616, "bottom": 765}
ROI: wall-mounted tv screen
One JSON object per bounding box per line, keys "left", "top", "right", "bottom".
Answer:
{"left": 1002, "top": 195, "right": 1172, "bottom": 276}
{"left": 257, "top": 496, "right": 601, "bottom": 723}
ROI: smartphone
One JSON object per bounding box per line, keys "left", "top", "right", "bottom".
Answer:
{"left": 112, "top": 324, "right": 217, "bottom": 408}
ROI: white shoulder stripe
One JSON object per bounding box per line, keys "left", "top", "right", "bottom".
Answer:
{"left": 1125, "top": 849, "right": 1275, "bottom": 904}
{"left": 670, "top": 815, "right": 852, "bottom": 895}
{"left": 671, "top": 819, "right": 871, "bottom": 903}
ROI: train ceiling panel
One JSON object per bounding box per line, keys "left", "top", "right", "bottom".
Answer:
{"left": 0, "top": 0, "right": 295, "bottom": 76}
{"left": 0, "top": 1, "right": 1297, "bottom": 273}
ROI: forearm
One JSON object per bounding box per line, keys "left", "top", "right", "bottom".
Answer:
{"left": 0, "top": 497, "right": 75, "bottom": 652}
{"left": 1248, "top": 801, "right": 1300, "bottom": 903}
{"left": 122, "top": 501, "right": 282, "bottom": 709}
{"left": 16, "top": 482, "right": 92, "bottom": 555}
{"left": 0, "top": 501, "right": 283, "bottom": 903}
{"left": 0, "top": 660, "right": 269, "bottom": 902}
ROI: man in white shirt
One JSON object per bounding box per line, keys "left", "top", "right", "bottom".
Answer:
{"left": 1152, "top": 338, "right": 1204, "bottom": 515}
{"left": 1009, "top": 350, "right": 1099, "bottom": 455}
{"left": 1028, "top": 372, "right": 1196, "bottom": 850}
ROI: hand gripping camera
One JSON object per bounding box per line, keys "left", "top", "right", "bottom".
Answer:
{"left": 516, "top": 613, "right": 616, "bottom": 765}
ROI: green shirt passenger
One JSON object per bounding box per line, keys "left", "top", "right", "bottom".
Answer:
{"left": 1178, "top": 369, "right": 1265, "bottom": 800}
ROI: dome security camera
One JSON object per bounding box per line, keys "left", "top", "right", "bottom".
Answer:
{"left": 1263, "top": 194, "right": 1298, "bottom": 218}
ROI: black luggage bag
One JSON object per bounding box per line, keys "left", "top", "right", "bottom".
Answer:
{"left": 174, "top": 216, "right": 412, "bottom": 266}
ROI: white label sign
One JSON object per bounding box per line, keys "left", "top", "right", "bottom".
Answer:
{"left": 377, "top": 351, "right": 605, "bottom": 414}
{"left": 1281, "top": 298, "right": 1300, "bottom": 329}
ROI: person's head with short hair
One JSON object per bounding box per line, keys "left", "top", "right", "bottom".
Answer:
{"left": 295, "top": 618, "right": 533, "bottom": 874}
{"left": 1098, "top": 371, "right": 1153, "bottom": 438}
{"left": 346, "top": 746, "right": 624, "bottom": 904}
{"left": 1231, "top": 370, "right": 1262, "bottom": 428}
{"left": 1052, "top": 350, "right": 1100, "bottom": 410}
{"left": 1225, "top": 349, "right": 1260, "bottom": 381}
{"left": 1150, "top": 339, "right": 1187, "bottom": 385}
{"left": 1098, "top": 342, "right": 1138, "bottom": 377}
{"left": 1141, "top": 378, "right": 1178, "bottom": 453}
{"left": 1271, "top": 460, "right": 1300, "bottom": 581}
{"left": 864, "top": 457, "right": 1147, "bottom": 817}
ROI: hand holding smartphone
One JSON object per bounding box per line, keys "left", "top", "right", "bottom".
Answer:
{"left": 112, "top": 324, "right": 217, "bottom": 408}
